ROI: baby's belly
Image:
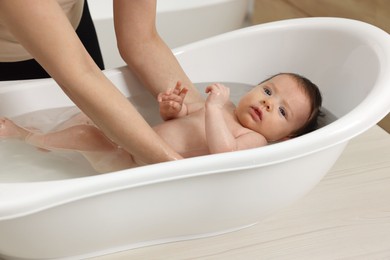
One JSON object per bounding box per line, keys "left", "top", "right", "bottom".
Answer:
{"left": 153, "top": 115, "right": 208, "bottom": 157}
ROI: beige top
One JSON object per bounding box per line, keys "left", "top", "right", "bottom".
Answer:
{"left": 0, "top": 0, "right": 84, "bottom": 62}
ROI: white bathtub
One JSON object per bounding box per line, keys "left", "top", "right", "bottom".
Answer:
{"left": 88, "top": 0, "right": 251, "bottom": 69}
{"left": 0, "top": 18, "right": 390, "bottom": 259}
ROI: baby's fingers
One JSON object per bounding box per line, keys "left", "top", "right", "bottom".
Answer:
{"left": 205, "top": 84, "right": 217, "bottom": 94}
{"left": 178, "top": 87, "right": 188, "bottom": 99}
{"left": 205, "top": 83, "right": 227, "bottom": 94}
{"left": 158, "top": 88, "right": 173, "bottom": 102}
{"left": 173, "top": 81, "right": 182, "bottom": 94}
{"left": 168, "top": 100, "right": 182, "bottom": 111}
{"left": 173, "top": 81, "right": 189, "bottom": 99}
{"left": 160, "top": 93, "right": 184, "bottom": 103}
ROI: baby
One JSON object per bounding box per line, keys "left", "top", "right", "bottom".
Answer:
{"left": 0, "top": 73, "right": 322, "bottom": 173}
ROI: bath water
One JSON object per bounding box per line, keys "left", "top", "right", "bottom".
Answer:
{"left": 0, "top": 107, "right": 98, "bottom": 183}
{"left": 0, "top": 82, "right": 337, "bottom": 183}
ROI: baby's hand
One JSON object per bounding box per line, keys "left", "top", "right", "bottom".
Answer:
{"left": 158, "top": 81, "right": 188, "bottom": 120}
{"left": 205, "top": 83, "right": 230, "bottom": 108}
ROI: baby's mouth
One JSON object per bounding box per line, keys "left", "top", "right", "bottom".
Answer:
{"left": 250, "top": 106, "right": 262, "bottom": 121}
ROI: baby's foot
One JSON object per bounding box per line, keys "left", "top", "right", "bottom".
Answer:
{"left": 0, "top": 117, "right": 29, "bottom": 139}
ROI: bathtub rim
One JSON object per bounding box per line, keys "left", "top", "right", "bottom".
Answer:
{"left": 0, "top": 140, "right": 348, "bottom": 222}
{"left": 0, "top": 17, "right": 390, "bottom": 220}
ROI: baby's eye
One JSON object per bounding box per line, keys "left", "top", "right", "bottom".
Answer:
{"left": 263, "top": 87, "right": 272, "bottom": 96}
{"left": 279, "top": 107, "right": 287, "bottom": 117}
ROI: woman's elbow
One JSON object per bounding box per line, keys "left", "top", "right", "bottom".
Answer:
{"left": 116, "top": 29, "right": 159, "bottom": 64}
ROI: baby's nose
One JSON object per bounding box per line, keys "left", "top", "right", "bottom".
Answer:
{"left": 261, "top": 99, "right": 272, "bottom": 111}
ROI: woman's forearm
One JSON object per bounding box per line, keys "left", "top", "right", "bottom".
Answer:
{"left": 65, "top": 73, "right": 183, "bottom": 164}
{"left": 113, "top": 0, "right": 204, "bottom": 105}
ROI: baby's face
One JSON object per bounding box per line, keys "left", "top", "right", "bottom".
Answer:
{"left": 235, "top": 74, "right": 311, "bottom": 141}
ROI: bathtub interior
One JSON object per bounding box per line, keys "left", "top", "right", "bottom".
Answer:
{"left": 88, "top": 0, "right": 251, "bottom": 69}
{"left": 0, "top": 82, "right": 250, "bottom": 182}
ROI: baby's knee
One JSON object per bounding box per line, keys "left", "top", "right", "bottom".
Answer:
{"left": 70, "top": 125, "right": 100, "bottom": 139}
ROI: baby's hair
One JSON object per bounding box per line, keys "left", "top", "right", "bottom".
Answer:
{"left": 260, "top": 73, "right": 323, "bottom": 136}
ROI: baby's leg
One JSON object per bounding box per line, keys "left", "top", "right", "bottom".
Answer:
{"left": 81, "top": 149, "right": 137, "bottom": 173}
{"left": 26, "top": 124, "right": 116, "bottom": 151}
{"left": 0, "top": 117, "right": 30, "bottom": 139}
{"left": 52, "top": 112, "right": 95, "bottom": 131}
{"left": 25, "top": 124, "right": 138, "bottom": 172}
{"left": 0, "top": 118, "right": 137, "bottom": 173}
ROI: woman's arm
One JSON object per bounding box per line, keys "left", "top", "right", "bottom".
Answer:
{"left": 0, "top": 0, "right": 182, "bottom": 164}
{"left": 113, "top": 0, "right": 204, "bottom": 104}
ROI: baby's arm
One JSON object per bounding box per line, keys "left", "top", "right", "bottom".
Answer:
{"left": 158, "top": 81, "right": 189, "bottom": 120}
{"left": 205, "top": 84, "right": 267, "bottom": 154}
{"left": 158, "top": 81, "right": 204, "bottom": 120}
{"left": 204, "top": 83, "right": 237, "bottom": 153}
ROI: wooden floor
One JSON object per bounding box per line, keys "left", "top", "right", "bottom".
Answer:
{"left": 378, "top": 114, "right": 390, "bottom": 133}
{"left": 251, "top": 0, "right": 390, "bottom": 133}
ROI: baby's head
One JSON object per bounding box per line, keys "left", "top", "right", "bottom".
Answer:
{"left": 235, "top": 73, "right": 322, "bottom": 142}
